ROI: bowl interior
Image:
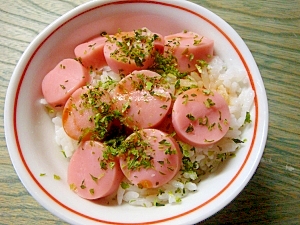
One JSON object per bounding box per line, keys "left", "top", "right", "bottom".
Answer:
{"left": 5, "top": 0, "right": 267, "bottom": 224}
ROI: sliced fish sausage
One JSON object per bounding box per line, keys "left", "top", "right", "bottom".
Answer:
{"left": 172, "top": 88, "right": 230, "bottom": 147}
{"left": 164, "top": 31, "right": 214, "bottom": 73}
{"left": 112, "top": 70, "right": 172, "bottom": 130}
{"left": 68, "top": 141, "right": 123, "bottom": 200}
{"left": 62, "top": 86, "right": 112, "bottom": 141}
{"left": 74, "top": 36, "right": 107, "bottom": 70}
{"left": 41, "top": 58, "right": 90, "bottom": 108}
{"left": 104, "top": 28, "right": 163, "bottom": 75}
{"left": 119, "top": 129, "right": 182, "bottom": 188}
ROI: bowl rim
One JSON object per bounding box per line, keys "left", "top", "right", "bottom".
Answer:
{"left": 4, "top": 0, "right": 269, "bottom": 224}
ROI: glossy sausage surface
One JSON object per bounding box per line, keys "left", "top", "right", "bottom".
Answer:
{"left": 119, "top": 129, "right": 182, "bottom": 188}
{"left": 172, "top": 88, "right": 230, "bottom": 146}
{"left": 62, "top": 86, "right": 112, "bottom": 141}
{"left": 42, "top": 58, "right": 90, "bottom": 108}
{"left": 68, "top": 141, "right": 123, "bottom": 200}
{"left": 74, "top": 36, "right": 107, "bottom": 70}
{"left": 164, "top": 31, "right": 214, "bottom": 72}
{"left": 112, "top": 70, "right": 172, "bottom": 130}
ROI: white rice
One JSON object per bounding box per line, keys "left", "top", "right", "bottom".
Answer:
{"left": 46, "top": 56, "right": 254, "bottom": 207}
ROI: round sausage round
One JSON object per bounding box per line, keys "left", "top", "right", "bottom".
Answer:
{"left": 119, "top": 129, "right": 182, "bottom": 189}
{"left": 62, "top": 86, "right": 112, "bottom": 141}
{"left": 41, "top": 58, "right": 90, "bottom": 108}
{"left": 103, "top": 28, "right": 163, "bottom": 76}
{"left": 74, "top": 36, "right": 107, "bottom": 70}
{"left": 112, "top": 70, "right": 172, "bottom": 130}
{"left": 68, "top": 141, "right": 123, "bottom": 200}
{"left": 172, "top": 88, "right": 230, "bottom": 147}
{"left": 164, "top": 31, "right": 214, "bottom": 73}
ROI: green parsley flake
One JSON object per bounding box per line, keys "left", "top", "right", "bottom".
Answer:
{"left": 195, "top": 60, "right": 208, "bottom": 73}
{"left": 88, "top": 43, "right": 96, "bottom": 48}
{"left": 175, "top": 80, "right": 180, "bottom": 89}
{"left": 232, "top": 138, "right": 245, "bottom": 143}
{"left": 90, "top": 174, "right": 98, "bottom": 182}
{"left": 189, "top": 53, "right": 194, "bottom": 61}
{"left": 193, "top": 37, "right": 203, "bottom": 45}
{"left": 218, "top": 122, "right": 223, "bottom": 131}
{"left": 202, "top": 89, "right": 212, "bottom": 96}
{"left": 208, "top": 122, "right": 216, "bottom": 131}
{"left": 244, "top": 111, "right": 252, "bottom": 124}
{"left": 145, "top": 81, "right": 153, "bottom": 91}
{"left": 54, "top": 174, "right": 61, "bottom": 180}
{"left": 109, "top": 162, "right": 115, "bottom": 169}
{"left": 155, "top": 202, "right": 165, "bottom": 206}
{"left": 69, "top": 183, "right": 77, "bottom": 191}
{"left": 159, "top": 139, "right": 171, "bottom": 146}
{"left": 198, "top": 116, "right": 208, "bottom": 125}
{"left": 89, "top": 189, "right": 95, "bottom": 195}
{"left": 158, "top": 161, "right": 164, "bottom": 165}
{"left": 168, "top": 131, "right": 177, "bottom": 137}
{"left": 61, "top": 150, "right": 67, "bottom": 158}
{"left": 182, "top": 94, "right": 189, "bottom": 105}
{"left": 186, "top": 124, "right": 194, "bottom": 133}
{"left": 165, "top": 147, "right": 176, "bottom": 155}
{"left": 100, "top": 160, "right": 107, "bottom": 170}
{"left": 122, "top": 101, "right": 131, "bottom": 113}
{"left": 204, "top": 98, "right": 215, "bottom": 108}
{"left": 121, "top": 182, "right": 130, "bottom": 189}
{"left": 80, "top": 180, "right": 86, "bottom": 189}
{"left": 45, "top": 105, "right": 54, "bottom": 114}
{"left": 186, "top": 113, "right": 195, "bottom": 121}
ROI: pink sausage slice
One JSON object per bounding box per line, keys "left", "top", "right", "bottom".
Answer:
{"left": 164, "top": 31, "right": 214, "bottom": 73}
{"left": 172, "top": 88, "right": 230, "bottom": 147}
{"left": 112, "top": 70, "right": 172, "bottom": 130}
{"left": 119, "top": 129, "right": 182, "bottom": 188}
{"left": 42, "top": 58, "right": 90, "bottom": 108}
{"left": 74, "top": 36, "right": 107, "bottom": 70}
{"left": 62, "top": 86, "right": 112, "bottom": 141}
{"left": 104, "top": 28, "right": 163, "bottom": 75}
{"left": 68, "top": 141, "right": 123, "bottom": 200}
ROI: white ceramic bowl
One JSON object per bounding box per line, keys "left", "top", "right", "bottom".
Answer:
{"left": 4, "top": 0, "right": 268, "bottom": 224}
